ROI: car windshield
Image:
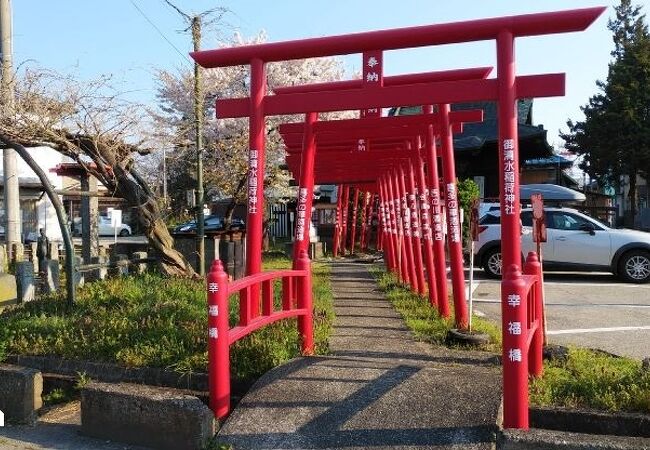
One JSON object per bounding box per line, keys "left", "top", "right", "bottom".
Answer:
{"left": 478, "top": 210, "right": 533, "bottom": 227}
{"left": 579, "top": 212, "right": 610, "bottom": 229}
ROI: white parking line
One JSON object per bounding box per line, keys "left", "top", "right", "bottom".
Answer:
{"left": 547, "top": 326, "right": 650, "bottom": 335}
{"left": 470, "top": 298, "right": 650, "bottom": 308}
{"left": 544, "top": 282, "right": 650, "bottom": 288}
{"left": 467, "top": 279, "right": 649, "bottom": 288}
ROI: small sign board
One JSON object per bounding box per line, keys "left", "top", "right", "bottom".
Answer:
{"left": 108, "top": 209, "right": 122, "bottom": 228}
{"left": 186, "top": 189, "right": 196, "bottom": 208}
{"left": 531, "top": 194, "right": 547, "bottom": 243}
{"left": 469, "top": 198, "right": 480, "bottom": 242}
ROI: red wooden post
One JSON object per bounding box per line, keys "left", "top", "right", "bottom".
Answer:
{"left": 399, "top": 165, "right": 418, "bottom": 292}
{"left": 524, "top": 252, "right": 543, "bottom": 378}
{"left": 390, "top": 170, "right": 408, "bottom": 284}
{"left": 207, "top": 260, "right": 230, "bottom": 420}
{"left": 350, "top": 188, "right": 360, "bottom": 254}
{"left": 333, "top": 184, "right": 343, "bottom": 257}
{"left": 424, "top": 106, "right": 449, "bottom": 316}
{"left": 293, "top": 112, "right": 318, "bottom": 264}
{"left": 408, "top": 157, "right": 426, "bottom": 295}
{"left": 439, "top": 103, "right": 468, "bottom": 328}
{"left": 296, "top": 250, "right": 314, "bottom": 355}
{"left": 262, "top": 279, "right": 273, "bottom": 316}
{"left": 416, "top": 147, "right": 438, "bottom": 307}
{"left": 386, "top": 176, "right": 398, "bottom": 273}
{"left": 497, "top": 30, "right": 522, "bottom": 278}
{"left": 372, "top": 194, "right": 381, "bottom": 251}
{"left": 340, "top": 185, "right": 350, "bottom": 255}
{"left": 501, "top": 264, "right": 529, "bottom": 429}
{"left": 379, "top": 177, "right": 394, "bottom": 271}
{"left": 282, "top": 276, "right": 293, "bottom": 310}
{"left": 360, "top": 192, "right": 370, "bottom": 251}
{"left": 498, "top": 30, "right": 527, "bottom": 429}
{"left": 246, "top": 59, "right": 266, "bottom": 280}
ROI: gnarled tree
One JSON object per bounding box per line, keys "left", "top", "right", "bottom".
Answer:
{"left": 0, "top": 68, "right": 196, "bottom": 277}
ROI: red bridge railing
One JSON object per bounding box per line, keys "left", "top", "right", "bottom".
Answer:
{"left": 206, "top": 250, "right": 314, "bottom": 420}
{"left": 502, "top": 252, "right": 544, "bottom": 428}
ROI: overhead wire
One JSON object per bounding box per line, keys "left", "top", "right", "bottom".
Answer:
{"left": 128, "top": 0, "right": 193, "bottom": 67}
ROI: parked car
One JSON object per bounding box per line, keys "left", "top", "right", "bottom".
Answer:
{"left": 475, "top": 207, "right": 650, "bottom": 283}
{"left": 173, "top": 216, "right": 245, "bottom": 233}
{"left": 98, "top": 216, "right": 132, "bottom": 237}
{"left": 72, "top": 216, "right": 132, "bottom": 237}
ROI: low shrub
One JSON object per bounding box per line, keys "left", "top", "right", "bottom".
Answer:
{"left": 530, "top": 347, "right": 650, "bottom": 413}
{"left": 0, "top": 255, "right": 334, "bottom": 385}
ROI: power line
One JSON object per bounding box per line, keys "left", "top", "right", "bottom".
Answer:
{"left": 128, "top": 0, "right": 193, "bottom": 67}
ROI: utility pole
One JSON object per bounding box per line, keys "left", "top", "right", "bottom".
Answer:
{"left": 192, "top": 15, "right": 205, "bottom": 276}
{"left": 1, "top": 0, "right": 20, "bottom": 256}
{"left": 162, "top": 1, "right": 224, "bottom": 277}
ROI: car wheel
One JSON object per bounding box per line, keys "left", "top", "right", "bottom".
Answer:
{"left": 482, "top": 247, "right": 502, "bottom": 279}
{"left": 119, "top": 229, "right": 130, "bottom": 237}
{"left": 618, "top": 250, "right": 650, "bottom": 283}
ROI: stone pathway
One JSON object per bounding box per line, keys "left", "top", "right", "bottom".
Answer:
{"left": 217, "top": 261, "right": 502, "bottom": 449}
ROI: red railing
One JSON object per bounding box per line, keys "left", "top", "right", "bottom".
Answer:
{"left": 206, "top": 250, "right": 314, "bottom": 420}
{"left": 501, "top": 252, "right": 544, "bottom": 428}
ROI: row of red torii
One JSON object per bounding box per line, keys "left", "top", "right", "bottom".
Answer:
{"left": 195, "top": 7, "right": 604, "bottom": 430}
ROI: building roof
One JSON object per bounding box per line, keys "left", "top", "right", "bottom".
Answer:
{"left": 389, "top": 99, "right": 552, "bottom": 156}
{"left": 523, "top": 155, "right": 573, "bottom": 168}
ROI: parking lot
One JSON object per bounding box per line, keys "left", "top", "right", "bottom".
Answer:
{"left": 466, "top": 270, "right": 650, "bottom": 359}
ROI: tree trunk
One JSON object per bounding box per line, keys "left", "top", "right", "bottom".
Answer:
{"left": 112, "top": 164, "right": 197, "bottom": 278}
{"left": 0, "top": 135, "right": 76, "bottom": 305}
{"left": 223, "top": 175, "right": 246, "bottom": 231}
{"left": 629, "top": 171, "right": 637, "bottom": 227}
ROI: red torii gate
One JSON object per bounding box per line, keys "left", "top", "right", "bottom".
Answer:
{"left": 193, "top": 7, "right": 605, "bottom": 429}
{"left": 275, "top": 66, "right": 491, "bottom": 323}
{"left": 281, "top": 107, "right": 483, "bottom": 319}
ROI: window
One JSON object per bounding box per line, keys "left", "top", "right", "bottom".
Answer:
{"left": 205, "top": 217, "right": 222, "bottom": 226}
{"left": 479, "top": 213, "right": 500, "bottom": 225}
{"left": 479, "top": 210, "right": 533, "bottom": 227}
{"left": 548, "top": 211, "right": 595, "bottom": 231}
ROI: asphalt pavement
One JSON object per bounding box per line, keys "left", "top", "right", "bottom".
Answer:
{"left": 464, "top": 269, "right": 650, "bottom": 359}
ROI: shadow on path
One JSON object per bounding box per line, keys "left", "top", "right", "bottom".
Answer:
{"left": 217, "top": 261, "right": 502, "bottom": 449}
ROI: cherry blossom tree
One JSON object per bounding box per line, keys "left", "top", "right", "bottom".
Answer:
{"left": 152, "top": 32, "right": 350, "bottom": 228}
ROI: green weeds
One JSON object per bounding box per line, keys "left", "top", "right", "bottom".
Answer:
{"left": 0, "top": 255, "right": 334, "bottom": 385}
{"left": 370, "top": 266, "right": 501, "bottom": 352}
{"left": 370, "top": 265, "right": 650, "bottom": 414}
{"left": 530, "top": 347, "right": 650, "bottom": 413}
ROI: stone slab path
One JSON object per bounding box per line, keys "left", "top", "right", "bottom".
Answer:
{"left": 218, "top": 261, "right": 502, "bottom": 449}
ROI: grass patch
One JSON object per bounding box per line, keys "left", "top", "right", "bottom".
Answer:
{"left": 0, "top": 254, "right": 334, "bottom": 385}
{"left": 369, "top": 266, "right": 501, "bottom": 352}
{"left": 370, "top": 266, "right": 650, "bottom": 415}
{"left": 530, "top": 347, "right": 650, "bottom": 414}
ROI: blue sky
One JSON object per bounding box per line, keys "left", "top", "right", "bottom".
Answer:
{"left": 13, "top": 0, "right": 631, "bottom": 147}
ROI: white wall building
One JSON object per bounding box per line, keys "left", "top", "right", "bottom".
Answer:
{"left": 0, "top": 146, "right": 66, "bottom": 242}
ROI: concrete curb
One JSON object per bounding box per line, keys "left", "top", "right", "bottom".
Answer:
{"left": 81, "top": 381, "right": 215, "bottom": 450}
{"left": 498, "top": 428, "right": 650, "bottom": 449}
{"left": 530, "top": 406, "right": 650, "bottom": 438}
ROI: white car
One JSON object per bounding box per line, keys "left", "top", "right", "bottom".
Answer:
{"left": 475, "top": 207, "right": 650, "bottom": 283}
{"left": 97, "top": 216, "right": 132, "bottom": 237}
